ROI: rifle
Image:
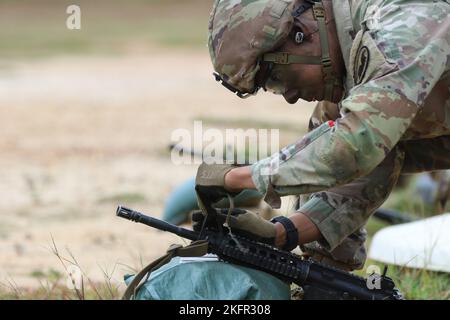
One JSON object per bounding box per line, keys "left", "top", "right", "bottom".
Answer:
{"left": 116, "top": 206, "right": 403, "bottom": 300}
{"left": 373, "top": 208, "right": 415, "bottom": 225}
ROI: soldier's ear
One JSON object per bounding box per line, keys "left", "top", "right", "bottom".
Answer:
{"left": 290, "top": 26, "right": 305, "bottom": 45}
{"left": 291, "top": 16, "right": 313, "bottom": 43}
{"left": 290, "top": 21, "right": 310, "bottom": 45}
{"left": 291, "top": 16, "right": 321, "bottom": 46}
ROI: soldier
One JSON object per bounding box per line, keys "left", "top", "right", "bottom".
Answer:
{"left": 195, "top": 0, "right": 450, "bottom": 271}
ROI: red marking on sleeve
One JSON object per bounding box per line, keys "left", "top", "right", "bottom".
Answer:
{"left": 328, "top": 120, "right": 335, "bottom": 127}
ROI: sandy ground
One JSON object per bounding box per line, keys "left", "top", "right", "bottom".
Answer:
{"left": 0, "top": 49, "right": 316, "bottom": 291}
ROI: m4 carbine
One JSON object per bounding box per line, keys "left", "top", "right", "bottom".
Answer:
{"left": 116, "top": 206, "right": 403, "bottom": 300}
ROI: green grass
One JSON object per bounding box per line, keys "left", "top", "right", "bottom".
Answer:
{"left": 0, "top": 237, "right": 124, "bottom": 300}
{"left": 30, "top": 268, "right": 62, "bottom": 281}
{"left": 0, "top": 280, "right": 121, "bottom": 300}
{"left": 97, "top": 192, "right": 147, "bottom": 204}
{"left": 0, "top": 0, "right": 211, "bottom": 59}
{"left": 381, "top": 174, "right": 448, "bottom": 218}
{"left": 356, "top": 258, "right": 450, "bottom": 300}
{"left": 394, "top": 268, "right": 450, "bottom": 300}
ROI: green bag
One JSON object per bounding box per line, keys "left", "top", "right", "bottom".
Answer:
{"left": 123, "top": 242, "right": 290, "bottom": 300}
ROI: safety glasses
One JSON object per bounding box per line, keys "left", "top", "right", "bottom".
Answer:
{"left": 213, "top": 61, "right": 275, "bottom": 99}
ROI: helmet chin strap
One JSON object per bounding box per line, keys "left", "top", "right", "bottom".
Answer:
{"left": 262, "top": 1, "right": 341, "bottom": 102}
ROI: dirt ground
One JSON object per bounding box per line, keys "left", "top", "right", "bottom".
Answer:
{"left": 0, "top": 49, "right": 316, "bottom": 290}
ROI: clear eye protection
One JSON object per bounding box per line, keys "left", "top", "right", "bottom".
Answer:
{"left": 213, "top": 72, "right": 257, "bottom": 99}
{"left": 213, "top": 60, "right": 277, "bottom": 99}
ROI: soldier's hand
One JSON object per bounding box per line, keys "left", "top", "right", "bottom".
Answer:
{"left": 195, "top": 163, "right": 240, "bottom": 209}
{"left": 192, "top": 208, "right": 276, "bottom": 246}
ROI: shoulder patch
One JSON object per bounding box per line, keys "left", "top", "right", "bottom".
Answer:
{"left": 348, "top": 30, "right": 398, "bottom": 89}
{"left": 353, "top": 46, "right": 370, "bottom": 86}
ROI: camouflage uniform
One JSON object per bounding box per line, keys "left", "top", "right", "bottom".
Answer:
{"left": 209, "top": 0, "right": 450, "bottom": 269}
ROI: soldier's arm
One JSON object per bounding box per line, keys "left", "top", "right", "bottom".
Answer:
{"left": 248, "top": 85, "right": 418, "bottom": 207}
{"left": 224, "top": 166, "right": 325, "bottom": 246}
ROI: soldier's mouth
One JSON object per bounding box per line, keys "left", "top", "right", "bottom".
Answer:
{"left": 301, "top": 89, "right": 320, "bottom": 102}
{"left": 299, "top": 94, "right": 316, "bottom": 102}
{"left": 283, "top": 89, "right": 320, "bottom": 104}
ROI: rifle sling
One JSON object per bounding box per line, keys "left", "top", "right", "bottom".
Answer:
{"left": 122, "top": 240, "right": 209, "bottom": 300}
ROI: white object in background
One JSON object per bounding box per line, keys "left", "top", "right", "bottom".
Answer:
{"left": 368, "top": 213, "right": 450, "bottom": 273}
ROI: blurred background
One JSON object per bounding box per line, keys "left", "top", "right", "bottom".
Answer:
{"left": 0, "top": 0, "right": 447, "bottom": 299}
{"left": 0, "top": 0, "right": 318, "bottom": 297}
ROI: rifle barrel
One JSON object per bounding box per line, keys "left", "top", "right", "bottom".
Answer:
{"left": 116, "top": 206, "right": 198, "bottom": 241}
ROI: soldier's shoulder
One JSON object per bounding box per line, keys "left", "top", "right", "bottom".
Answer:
{"left": 346, "top": 1, "right": 449, "bottom": 104}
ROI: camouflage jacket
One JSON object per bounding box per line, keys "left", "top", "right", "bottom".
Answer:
{"left": 251, "top": 0, "right": 450, "bottom": 207}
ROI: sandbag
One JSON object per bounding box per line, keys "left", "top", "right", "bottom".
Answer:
{"left": 124, "top": 257, "right": 291, "bottom": 300}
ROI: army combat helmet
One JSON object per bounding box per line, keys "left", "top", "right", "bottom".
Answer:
{"left": 208, "top": 0, "right": 340, "bottom": 101}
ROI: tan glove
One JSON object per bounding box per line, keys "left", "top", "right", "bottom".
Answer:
{"left": 192, "top": 208, "right": 276, "bottom": 245}
{"left": 195, "top": 163, "right": 240, "bottom": 211}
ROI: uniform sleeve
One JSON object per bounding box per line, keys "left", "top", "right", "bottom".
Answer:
{"left": 251, "top": 86, "right": 418, "bottom": 207}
